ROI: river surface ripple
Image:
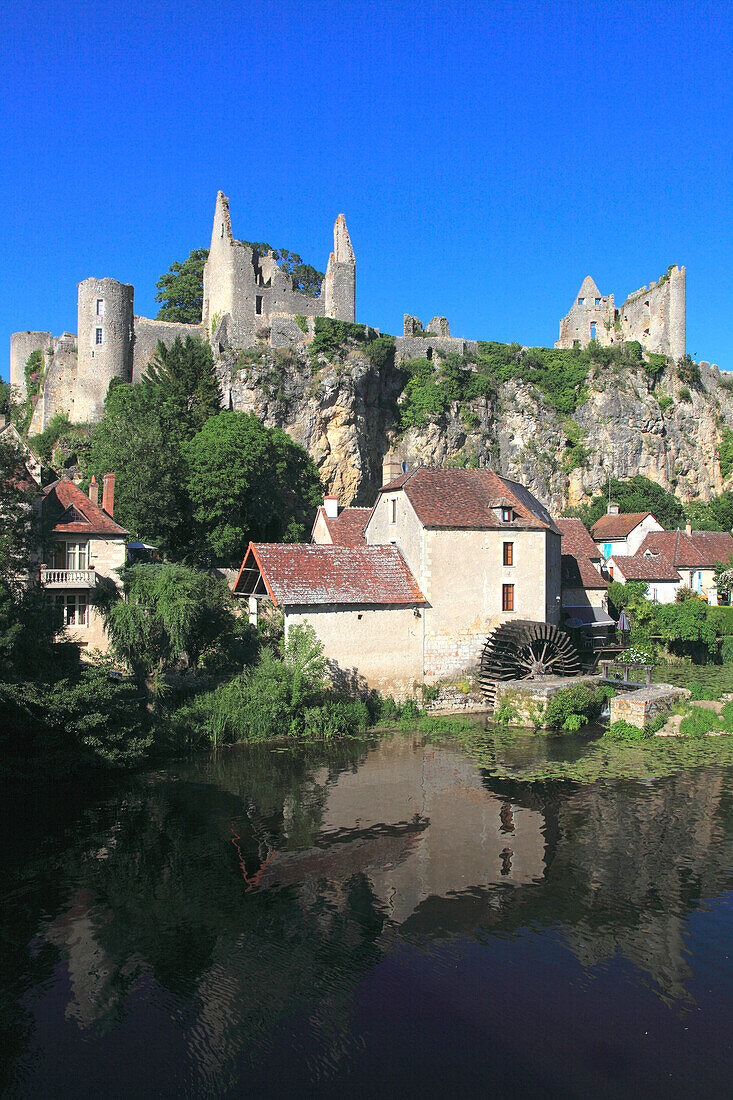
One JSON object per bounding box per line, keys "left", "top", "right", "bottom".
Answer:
{"left": 3, "top": 731, "right": 733, "bottom": 1098}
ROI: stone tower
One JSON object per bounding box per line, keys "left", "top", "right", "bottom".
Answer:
{"left": 75, "top": 277, "right": 134, "bottom": 423}
{"left": 324, "top": 214, "right": 356, "bottom": 322}
{"left": 555, "top": 276, "right": 615, "bottom": 349}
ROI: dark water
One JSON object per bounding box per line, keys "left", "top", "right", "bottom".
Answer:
{"left": 3, "top": 731, "right": 733, "bottom": 1099}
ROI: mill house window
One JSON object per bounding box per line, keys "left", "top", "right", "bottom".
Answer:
{"left": 503, "top": 542, "right": 514, "bottom": 566}
{"left": 502, "top": 584, "right": 515, "bottom": 612}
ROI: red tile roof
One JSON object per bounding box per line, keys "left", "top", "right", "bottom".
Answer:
{"left": 591, "top": 512, "right": 655, "bottom": 539}
{"left": 379, "top": 467, "right": 558, "bottom": 531}
{"left": 42, "top": 478, "right": 128, "bottom": 537}
{"left": 689, "top": 530, "right": 733, "bottom": 567}
{"left": 314, "top": 505, "right": 370, "bottom": 546}
{"left": 555, "top": 517, "right": 601, "bottom": 560}
{"left": 561, "top": 553, "right": 608, "bottom": 589}
{"left": 636, "top": 530, "right": 703, "bottom": 570}
{"left": 234, "top": 543, "right": 425, "bottom": 607}
{"left": 609, "top": 554, "right": 681, "bottom": 582}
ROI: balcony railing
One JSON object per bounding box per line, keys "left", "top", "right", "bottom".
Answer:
{"left": 40, "top": 567, "right": 96, "bottom": 588}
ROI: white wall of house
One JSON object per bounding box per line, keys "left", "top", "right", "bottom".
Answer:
{"left": 48, "top": 535, "right": 126, "bottom": 654}
{"left": 596, "top": 515, "right": 664, "bottom": 560}
{"left": 285, "top": 603, "right": 424, "bottom": 698}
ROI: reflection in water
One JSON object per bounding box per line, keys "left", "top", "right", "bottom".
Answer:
{"left": 3, "top": 732, "right": 733, "bottom": 1096}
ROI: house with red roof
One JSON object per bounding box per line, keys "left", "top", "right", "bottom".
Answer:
{"left": 606, "top": 552, "right": 681, "bottom": 603}
{"left": 634, "top": 526, "right": 733, "bottom": 601}
{"left": 591, "top": 503, "right": 663, "bottom": 560}
{"left": 311, "top": 495, "right": 370, "bottom": 546}
{"left": 236, "top": 460, "right": 562, "bottom": 693}
{"left": 40, "top": 473, "right": 127, "bottom": 652}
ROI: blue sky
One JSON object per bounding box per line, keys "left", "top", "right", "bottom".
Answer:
{"left": 2, "top": 0, "right": 732, "bottom": 381}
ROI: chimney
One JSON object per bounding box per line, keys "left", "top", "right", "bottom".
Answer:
{"left": 383, "top": 452, "right": 403, "bottom": 486}
{"left": 102, "top": 472, "right": 115, "bottom": 517}
{"left": 324, "top": 494, "right": 339, "bottom": 520}
{"left": 685, "top": 521, "right": 692, "bottom": 537}
{"left": 88, "top": 475, "right": 99, "bottom": 506}
{"left": 607, "top": 501, "right": 619, "bottom": 515}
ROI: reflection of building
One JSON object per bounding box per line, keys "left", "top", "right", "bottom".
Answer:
{"left": 277, "top": 737, "right": 547, "bottom": 925}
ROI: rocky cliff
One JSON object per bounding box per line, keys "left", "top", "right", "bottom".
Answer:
{"left": 218, "top": 341, "right": 733, "bottom": 511}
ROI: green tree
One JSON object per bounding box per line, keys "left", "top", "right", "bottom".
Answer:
{"left": 185, "top": 411, "right": 323, "bottom": 565}
{"left": 155, "top": 248, "right": 209, "bottom": 323}
{"left": 569, "top": 476, "right": 685, "bottom": 530}
{"left": 95, "top": 562, "right": 235, "bottom": 705}
{"left": 85, "top": 336, "right": 220, "bottom": 556}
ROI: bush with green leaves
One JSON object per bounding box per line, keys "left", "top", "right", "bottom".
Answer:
{"left": 566, "top": 475, "right": 685, "bottom": 531}
{"left": 719, "top": 427, "right": 733, "bottom": 480}
{"left": 544, "top": 682, "right": 613, "bottom": 732}
{"left": 720, "top": 700, "right": 733, "bottom": 732}
{"left": 679, "top": 706, "right": 719, "bottom": 738}
{"left": 677, "top": 355, "right": 702, "bottom": 389}
{"left": 605, "top": 719, "right": 650, "bottom": 742}
{"left": 678, "top": 386, "right": 692, "bottom": 403}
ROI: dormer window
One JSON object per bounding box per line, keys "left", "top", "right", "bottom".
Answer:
{"left": 501, "top": 507, "right": 512, "bottom": 523}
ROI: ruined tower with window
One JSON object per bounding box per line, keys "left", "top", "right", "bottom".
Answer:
{"left": 555, "top": 265, "right": 686, "bottom": 361}
{"left": 10, "top": 192, "right": 357, "bottom": 429}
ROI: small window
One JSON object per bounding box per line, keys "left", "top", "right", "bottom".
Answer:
{"left": 590, "top": 322, "right": 596, "bottom": 339}
{"left": 501, "top": 506, "right": 512, "bottom": 523}
{"left": 595, "top": 298, "right": 600, "bottom": 306}
{"left": 96, "top": 299, "right": 104, "bottom": 315}
{"left": 503, "top": 542, "right": 513, "bottom": 566}
{"left": 95, "top": 328, "right": 103, "bottom": 345}
{"left": 502, "top": 583, "right": 515, "bottom": 612}
{"left": 255, "top": 295, "right": 263, "bottom": 315}
{"left": 578, "top": 297, "right": 584, "bottom": 305}
{"left": 390, "top": 498, "right": 397, "bottom": 524}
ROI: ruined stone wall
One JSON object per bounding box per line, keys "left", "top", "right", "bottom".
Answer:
{"left": 9, "top": 331, "right": 52, "bottom": 399}
{"left": 619, "top": 265, "right": 686, "bottom": 362}
{"left": 556, "top": 277, "right": 615, "bottom": 349}
{"left": 28, "top": 334, "right": 79, "bottom": 432}
{"left": 75, "top": 278, "right": 133, "bottom": 423}
{"left": 131, "top": 318, "right": 205, "bottom": 382}
{"left": 395, "top": 335, "right": 478, "bottom": 363}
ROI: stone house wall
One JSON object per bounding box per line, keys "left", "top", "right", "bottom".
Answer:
{"left": 284, "top": 603, "right": 424, "bottom": 698}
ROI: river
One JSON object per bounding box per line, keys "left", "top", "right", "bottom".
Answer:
{"left": 3, "top": 729, "right": 733, "bottom": 1098}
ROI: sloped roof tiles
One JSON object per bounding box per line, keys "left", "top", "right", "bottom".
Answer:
{"left": 315, "top": 505, "right": 370, "bottom": 546}
{"left": 379, "top": 467, "right": 559, "bottom": 532}
{"left": 555, "top": 517, "right": 601, "bottom": 560}
{"left": 610, "top": 554, "right": 681, "bottom": 582}
{"left": 591, "top": 512, "right": 654, "bottom": 540}
{"left": 42, "top": 478, "right": 128, "bottom": 537}
{"left": 235, "top": 543, "right": 425, "bottom": 607}
{"left": 561, "top": 553, "right": 608, "bottom": 589}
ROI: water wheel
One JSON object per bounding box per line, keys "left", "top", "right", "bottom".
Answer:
{"left": 478, "top": 620, "right": 582, "bottom": 712}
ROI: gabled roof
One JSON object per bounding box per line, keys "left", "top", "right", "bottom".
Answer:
{"left": 591, "top": 512, "right": 655, "bottom": 540}
{"left": 313, "top": 505, "right": 370, "bottom": 546}
{"left": 609, "top": 554, "right": 681, "bottom": 582}
{"left": 689, "top": 530, "right": 733, "bottom": 567}
{"left": 636, "top": 530, "right": 703, "bottom": 570}
{"left": 42, "top": 478, "right": 128, "bottom": 537}
{"left": 234, "top": 543, "right": 425, "bottom": 607}
{"left": 561, "top": 553, "right": 608, "bottom": 589}
{"left": 378, "top": 467, "right": 559, "bottom": 532}
{"left": 555, "top": 517, "right": 601, "bottom": 560}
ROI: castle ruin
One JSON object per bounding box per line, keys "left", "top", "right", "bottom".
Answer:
{"left": 555, "top": 266, "right": 686, "bottom": 361}
{"left": 10, "top": 191, "right": 356, "bottom": 430}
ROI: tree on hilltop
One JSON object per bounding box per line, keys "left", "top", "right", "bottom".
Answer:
{"left": 154, "top": 243, "right": 325, "bottom": 324}
{"left": 155, "top": 249, "right": 209, "bottom": 324}
{"left": 567, "top": 475, "right": 685, "bottom": 531}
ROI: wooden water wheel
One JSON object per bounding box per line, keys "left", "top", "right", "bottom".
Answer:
{"left": 478, "top": 620, "right": 582, "bottom": 712}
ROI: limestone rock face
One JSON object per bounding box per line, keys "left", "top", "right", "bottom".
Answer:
{"left": 217, "top": 348, "right": 733, "bottom": 509}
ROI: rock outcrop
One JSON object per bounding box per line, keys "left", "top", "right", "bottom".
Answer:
{"left": 219, "top": 345, "right": 733, "bottom": 510}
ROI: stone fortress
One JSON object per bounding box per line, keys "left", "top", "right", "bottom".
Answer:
{"left": 10, "top": 191, "right": 689, "bottom": 432}
{"left": 556, "top": 266, "right": 686, "bottom": 361}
